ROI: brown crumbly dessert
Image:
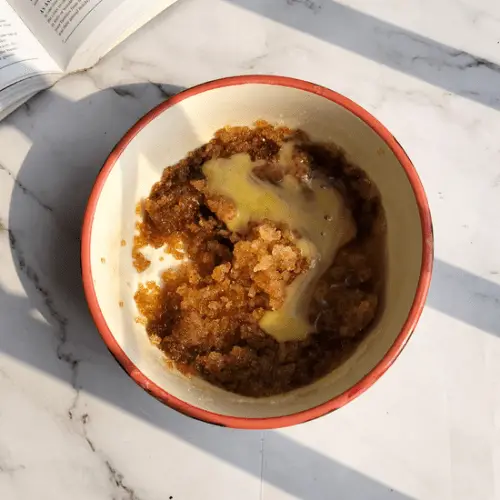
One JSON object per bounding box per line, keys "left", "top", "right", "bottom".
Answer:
{"left": 133, "top": 121, "right": 386, "bottom": 397}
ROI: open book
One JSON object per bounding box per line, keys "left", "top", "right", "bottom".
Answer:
{"left": 0, "top": 0, "right": 179, "bottom": 120}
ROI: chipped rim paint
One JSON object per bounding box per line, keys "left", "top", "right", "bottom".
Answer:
{"left": 81, "top": 75, "right": 433, "bottom": 429}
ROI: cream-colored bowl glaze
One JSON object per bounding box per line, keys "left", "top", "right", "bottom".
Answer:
{"left": 82, "top": 76, "right": 432, "bottom": 428}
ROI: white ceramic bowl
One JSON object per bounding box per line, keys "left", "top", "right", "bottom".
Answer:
{"left": 82, "top": 76, "right": 433, "bottom": 429}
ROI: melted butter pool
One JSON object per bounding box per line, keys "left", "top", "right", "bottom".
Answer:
{"left": 202, "top": 144, "right": 356, "bottom": 342}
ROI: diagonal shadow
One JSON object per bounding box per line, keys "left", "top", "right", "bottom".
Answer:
{"left": 2, "top": 81, "right": 412, "bottom": 499}
{"left": 226, "top": 0, "right": 500, "bottom": 111}
{"left": 427, "top": 259, "right": 500, "bottom": 337}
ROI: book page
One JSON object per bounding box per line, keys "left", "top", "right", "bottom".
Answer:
{"left": 7, "top": 0, "right": 123, "bottom": 67}
{"left": 0, "top": 0, "right": 59, "bottom": 92}
{"left": 65, "top": 0, "right": 178, "bottom": 71}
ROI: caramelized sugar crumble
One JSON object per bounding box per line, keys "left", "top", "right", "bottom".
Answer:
{"left": 133, "top": 122, "right": 386, "bottom": 397}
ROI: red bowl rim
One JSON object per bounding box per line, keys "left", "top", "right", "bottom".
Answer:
{"left": 81, "top": 75, "right": 433, "bottom": 430}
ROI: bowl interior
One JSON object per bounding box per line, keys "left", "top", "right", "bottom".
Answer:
{"left": 87, "top": 82, "right": 423, "bottom": 419}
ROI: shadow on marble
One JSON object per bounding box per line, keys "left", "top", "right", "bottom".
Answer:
{"left": 3, "top": 81, "right": 415, "bottom": 499}
{"left": 227, "top": 0, "right": 500, "bottom": 111}
{"left": 427, "top": 260, "right": 500, "bottom": 336}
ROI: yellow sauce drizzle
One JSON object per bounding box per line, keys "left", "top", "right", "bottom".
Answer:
{"left": 202, "top": 145, "right": 356, "bottom": 341}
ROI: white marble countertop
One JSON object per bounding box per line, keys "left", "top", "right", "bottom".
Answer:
{"left": 1, "top": 0, "right": 500, "bottom": 498}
